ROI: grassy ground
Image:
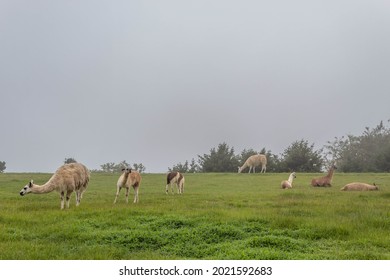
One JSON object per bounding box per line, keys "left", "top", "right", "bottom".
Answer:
{"left": 0, "top": 172, "right": 389, "bottom": 260}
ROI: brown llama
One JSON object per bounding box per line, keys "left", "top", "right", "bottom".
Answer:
{"left": 114, "top": 167, "right": 142, "bottom": 203}
{"left": 311, "top": 164, "right": 337, "bottom": 187}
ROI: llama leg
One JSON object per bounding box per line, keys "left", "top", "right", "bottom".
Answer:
{"left": 80, "top": 187, "right": 86, "bottom": 199}
{"left": 165, "top": 184, "right": 169, "bottom": 194}
{"left": 133, "top": 186, "right": 139, "bottom": 203}
{"left": 75, "top": 191, "right": 81, "bottom": 206}
{"left": 66, "top": 190, "right": 73, "bottom": 208}
{"left": 114, "top": 187, "right": 121, "bottom": 204}
{"left": 60, "top": 191, "right": 65, "bottom": 210}
{"left": 253, "top": 166, "right": 256, "bottom": 173}
{"left": 125, "top": 187, "right": 130, "bottom": 203}
{"left": 248, "top": 166, "right": 252, "bottom": 173}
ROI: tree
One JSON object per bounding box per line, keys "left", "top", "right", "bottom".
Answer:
{"left": 64, "top": 158, "right": 77, "bottom": 164}
{"left": 168, "top": 161, "right": 189, "bottom": 173}
{"left": 198, "top": 142, "right": 239, "bottom": 172}
{"left": 100, "top": 161, "right": 146, "bottom": 173}
{"left": 132, "top": 163, "right": 146, "bottom": 173}
{"left": 169, "top": 158, "right": 200, "bottom": 173}
{"left": 100, "top": 162, "right": 116, "bottom": 173}
{"left": 189, "top": 158, "right": 200, "bottom": 173}
{"left": 325, "top": 120, "right": 390, "bottom": 172}
{"left": 0, "top": 161, "right": 6, "bottom": 173}
{"left": 281, "top": 139, "right": 323, "bottom": 172}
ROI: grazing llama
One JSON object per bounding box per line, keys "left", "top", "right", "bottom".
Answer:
{"left": 341, "top": 182, "right": 379, "bottom": 191}
{"left": 19, "top": 163, "right": 90, "bottom": 209}
{"left": 281, "top": 172, "right": 296, "bottom": 189}
{"left": 311, "top": 164, "right": 337, "bottom": 187}
{"left": 166, "top": 172, "right": 185, "bottom": 194}
{"left": 114, "top": 167, "right": 142, "bottom": 203}
{"left": 238, "top": 154, "right": 267, "bottom": 173}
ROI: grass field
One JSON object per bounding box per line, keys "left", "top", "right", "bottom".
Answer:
{"left": 0, "top": 172, "right": 389, "bottom": 260}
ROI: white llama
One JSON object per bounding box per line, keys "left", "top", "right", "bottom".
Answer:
{"left": 19, "top": 162, "right": 90, "bottom": 209}
{"left": 238, "top": 154, "right": 267, "bottom": 173}
{"left": 281, "top": 172, "right": 296, "bottom": 189}
{"left": 166, "top": 172, "right": 185, "bottom": 194}
{"left": 114, "top": 167, "right": 142, "bottom": 203}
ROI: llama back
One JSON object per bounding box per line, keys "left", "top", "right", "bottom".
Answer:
{"left": 248, "top": 154, "right": 266, "bottom": 165}
{"left": 167, "top": 172, "right": 179, "bottom": 184}
{"left": 51, "top": 163, "right": 90, "bottom": 191}
{"left": 127, "top": 170, "right": 141, "bottom": 187}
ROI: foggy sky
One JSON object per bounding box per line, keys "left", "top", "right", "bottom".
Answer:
{"left": 1, "top": 0, "right": 390, "bottom": 173}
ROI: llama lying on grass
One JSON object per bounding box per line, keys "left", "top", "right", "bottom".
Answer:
{"left": 281, "top": 172, "right": 296, "bottom": 189}
{"left": 19, "top": 162, "right": 90, "bottom": 209}
{"left": 238, "top": 154, "right": 267, "bottom": 173}
{"left": 311, "top": 164, "right": 337, "bottom": 187}
{"left": 166, "top": 172, "right": 185, "bottom": 194}
{"left": 341, "top": 182, "right": 379, "bottom": 191}
{"left": 114, "top": 167, "right": 142, "bottom": 203}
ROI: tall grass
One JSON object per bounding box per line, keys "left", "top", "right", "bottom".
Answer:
{"left": 0, "top": 172, "right": 389, "bottom": 259}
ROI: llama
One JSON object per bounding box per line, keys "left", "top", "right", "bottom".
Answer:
{"left": 281, "top": 172, "right": 296, "bottom": 189}
{"left": 114, "top": 167, "right": 142, "bottom": 203}
{"left": 19, "top": 162, "right": 90, "bottom": 209}
{"left": 238, "top": 154, "right": 267, "bottom": 173}
{"left": 166, "top": 172, "right": 185, "bottom": 194}
{"left": 341, "top": 182, "right": 379, "bottom": 191}
{"left": 311, "top": 164, "right": 337, "bottom": 187}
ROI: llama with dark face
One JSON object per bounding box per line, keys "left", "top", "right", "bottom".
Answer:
{"left": 19, "top": 163, "right": 90, "bottom": 209}
{"left": 114, "top": 167, "right": 142, "bottom": 203}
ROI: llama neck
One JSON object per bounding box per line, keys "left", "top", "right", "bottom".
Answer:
{"left": 327, "top": 167, "right": 335, "bottom": 178}
{"left": 31, "top": 181, "right": 56, "bottom": 194}
{"left": 119, "top": 172, "right": 130, "bottom": 184}
{"left": 288, "top": 174, "right": 295, "bottom": 183}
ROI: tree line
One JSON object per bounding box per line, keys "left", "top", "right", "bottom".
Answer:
{"left": 170, "top": 120, "right": 390, "bottom": 173}
{"left": 1, "top": 121, "right": 389, "bottom": 173}
{"left": 169, "top": 140, "right": 323, "bottom": 173}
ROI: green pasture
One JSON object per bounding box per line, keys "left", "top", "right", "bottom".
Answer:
{"left": 0, "top": 172, "right": 389, "bottom": 260}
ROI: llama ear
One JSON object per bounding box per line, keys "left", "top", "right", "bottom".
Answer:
{"left": 121, "top": 168, "right": 125, "bottom": 171}
{"left": 29, "top": 180, "right": 34, "bottom": 187}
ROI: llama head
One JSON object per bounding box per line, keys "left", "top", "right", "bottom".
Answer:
{"left": 291, "top": 172, "right": 297, "bottom": 178}
{"left": 237, "top": 166, "right": 242, "bottom": 173}
{"left": 121, "top": 167, "right": 132, "bottom": 174}
{"left": 20, "top": 180, "right": 34, "bottom": 196}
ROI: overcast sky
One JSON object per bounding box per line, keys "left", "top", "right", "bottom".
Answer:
{"left": 1, "top": 0, "right": 390, "bottom": 173}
